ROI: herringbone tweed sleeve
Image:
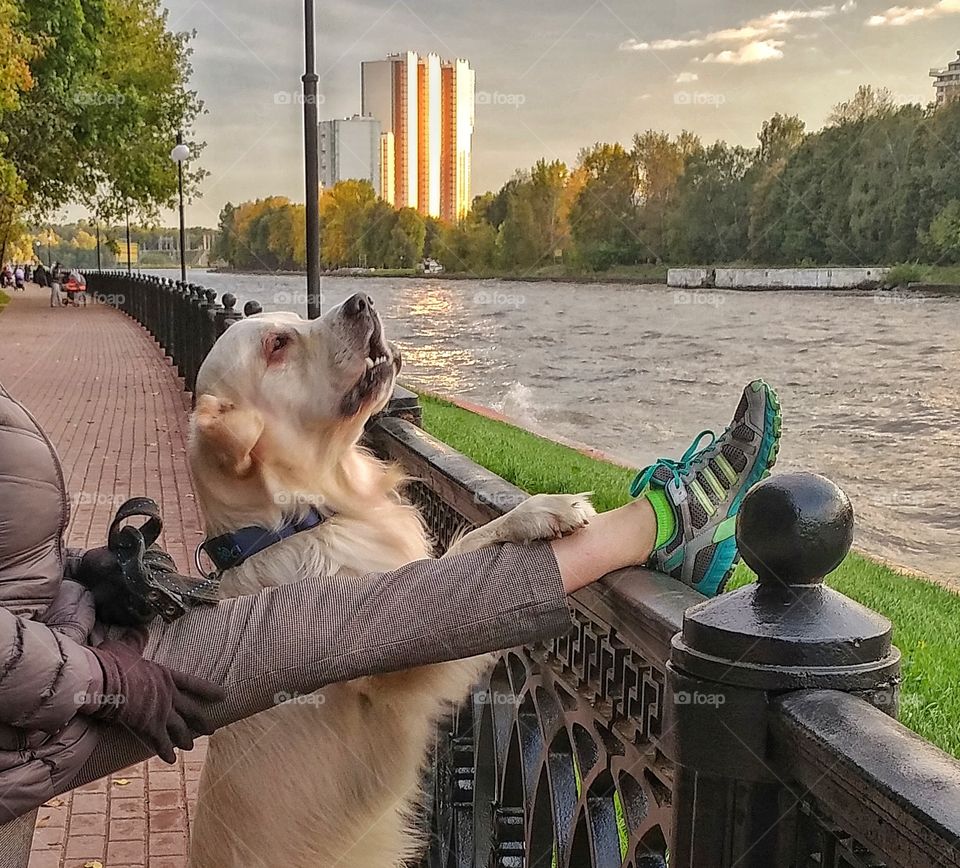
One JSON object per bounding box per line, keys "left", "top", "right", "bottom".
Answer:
{"left": 69, "top": 542, "right": 572, "bottom": 789}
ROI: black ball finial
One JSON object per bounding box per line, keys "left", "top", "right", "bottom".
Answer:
{"left": 221, "top": 292, "right": 237, "bottom": 311}
{"left": 737, "top": 472, "right": 853, "bottom": 586}
{"left": 243, "top": 300, "right": 263, "bottom": 317}
{"left": 205, "top": 289, "right": 217, "bottom": 305}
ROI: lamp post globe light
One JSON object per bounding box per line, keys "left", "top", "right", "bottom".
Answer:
{"left": 170, "top": 136, "right": 190, "bottom": 283}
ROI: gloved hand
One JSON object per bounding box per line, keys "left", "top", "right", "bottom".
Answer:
{"left": 75, "top": 546, "right": 156, "bottom": 626}
{"left": 41, "top": 580, "right": 97, "bottom": 645}
{"left": 83, "top": 629, "right": 225, "bottom": 763}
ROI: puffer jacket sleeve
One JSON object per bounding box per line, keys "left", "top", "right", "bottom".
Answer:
{"left": 0, "top": 606, "right": 102, "bottom": 733}
{"left": 0, "top": 383, "right": 70, "bottom": 617}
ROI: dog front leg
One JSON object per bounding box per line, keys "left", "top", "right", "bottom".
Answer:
{"left": 445, "top": 492, "right": 595, "bottom": 557}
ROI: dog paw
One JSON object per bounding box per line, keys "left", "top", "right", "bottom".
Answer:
{"left": 502, "top": 493, "right": 596, "bottom": 544}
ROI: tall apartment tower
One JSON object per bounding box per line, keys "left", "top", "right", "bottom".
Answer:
{"left": 440, "top": 58, "right": 475, "bottom": 221}
{"left": 318, "top": 115, "right": 382, "bottom": 195}
{"left": 361, "top": 52, "right": 474, "bottom": 221}
{"left": 361, "top": 51, "right": 419, "bottom": 210}
{"left": 931, "top": 50, "right": 960, "bottom": 107}
{"left": 418, "top": 53, "right": 443, "bottom": 218}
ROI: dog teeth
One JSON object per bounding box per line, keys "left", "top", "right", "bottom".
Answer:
{"left": 364, "top": 357, "right": 375, "bottom": 370}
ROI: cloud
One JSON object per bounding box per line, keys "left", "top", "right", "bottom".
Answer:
{"left": 675, "top": 71, "right": 699, "bottom": 83}
{"left": 619, "top": 6, "right": 835, "bottom": 55}
{"left": 841, "top": 0, "right": 857, "bottom": 10}
{"left": 702, "top": 40, "right": 786, "bottom": 64}
{"left": 867, "top": 0, "right": 960, "bottom": 26}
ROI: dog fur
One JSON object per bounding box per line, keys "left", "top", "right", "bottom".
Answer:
{"left": 186, "top": 298, "right": 593, "bottom": 867}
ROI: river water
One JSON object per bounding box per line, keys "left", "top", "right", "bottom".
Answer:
{"left": 156, "top": 270, "right": 959, "bottom": 582}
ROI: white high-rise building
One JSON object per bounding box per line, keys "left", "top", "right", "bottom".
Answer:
{"left": 318, "top": 115, "right": 382, "bottom": 195}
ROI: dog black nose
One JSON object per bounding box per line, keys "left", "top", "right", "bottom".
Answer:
{"left": 343, "top": 293, "right": 374, "bottom": 318}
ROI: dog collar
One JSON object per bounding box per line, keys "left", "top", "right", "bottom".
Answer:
{"left": 196, "top": 506, "right": 330, "bottom": 574}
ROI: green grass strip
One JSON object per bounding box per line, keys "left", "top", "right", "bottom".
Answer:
{"left": 419, "top": 393, "right": 960, "bottom": 758}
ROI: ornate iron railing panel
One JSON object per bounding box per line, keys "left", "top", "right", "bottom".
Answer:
{"left": 370, "top": 416, "right": 693, "bottom": 867}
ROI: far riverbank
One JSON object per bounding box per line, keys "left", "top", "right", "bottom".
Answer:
{"left": 205, "top": 263, "right": 960, "bottom": 292}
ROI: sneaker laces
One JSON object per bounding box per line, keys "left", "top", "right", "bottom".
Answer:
{"left": 629, "top": 430, "right": 717, "bottom": 498}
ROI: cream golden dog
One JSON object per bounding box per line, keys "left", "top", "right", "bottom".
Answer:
{"left": 186, "top": 292, "right": 593, "bottom": 867}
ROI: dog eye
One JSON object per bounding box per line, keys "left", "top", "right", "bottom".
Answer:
{"left": 271, "top": 334, "right": 290, "bottom": 353}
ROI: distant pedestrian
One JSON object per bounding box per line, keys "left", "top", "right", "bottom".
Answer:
{"left": 33, "top": 262, "right": 48, "bottom": 288}
{"left": 49, "top": 270, "right": 62, "bottom": 308}
{"left": 14, "top": 266, "right": 24, "bottom": 291}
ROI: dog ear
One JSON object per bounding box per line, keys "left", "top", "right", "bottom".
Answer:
{"left": 193, "top": 394, "right": 264, "bottom": 476}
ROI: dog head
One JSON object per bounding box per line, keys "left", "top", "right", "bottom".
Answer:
{"left": 189, "top": 293, "right": 402, "bottom": 529}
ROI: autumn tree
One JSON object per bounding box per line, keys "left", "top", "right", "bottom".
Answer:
{"left": 319, "top": 180, "right": 376, "bottom": 267}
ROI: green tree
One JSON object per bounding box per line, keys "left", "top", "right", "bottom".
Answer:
{"left": 748, "top": 114, "right": 805, "bottom": 257}
{"left": 0, "top": 0, "right": 202, "bottom": 221}
{"left": 669, "top": 143, "right": 755, "bottom": 263}
{"left": 568, "top": 143, "right": 640, "bottom": 269}
{"left": 929, "top": 200, "right": 960, "bottom": 261}
{"left": 387, "top": 207, "right": 425, "bottom": 267}
{"left": 434, "top": 214, "right": 497, "bottom": 274}
{"left": 360, "top": 199, "right": 397, "bottom": 268}
{"left": 827, "top": 84, "right": 896, "bottom": 126}
{"left": 84, "top": 0, "right": 205, "bottom": 222}
{"left": 633, "top": 130, "right": 699, "bottom": 261}
{"left": 757, "top": 114, "right": 805, "bottom": 165}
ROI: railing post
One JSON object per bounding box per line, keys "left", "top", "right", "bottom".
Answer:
{"left": 201, "top": 289, "right": 221, "bottom": 362}
{"left": 664, "top": 472, "right": 900, "bottom": 867}
{"left": 185, "top": 284, "right": 205, "bottom": 392}
{"left": 128, "top": 273, "right": 139, "bottom": 323}
{"left": 174, "top": 280, "right": 189, "bottom": 376}
{"left": 381, "top": 385, "right": 422, "bottom": 426}
{"left": 161, "top": 279, "right": 175, "bottom": 365}
{"left": 214, "top": 292, "right": 243, "bottom": 337}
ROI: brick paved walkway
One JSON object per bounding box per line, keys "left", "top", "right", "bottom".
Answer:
{"left": 0, "top": 286, "right": 205, "bottom": 867}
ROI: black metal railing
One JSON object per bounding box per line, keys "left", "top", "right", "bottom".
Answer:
{"left": 87, "top": 271, "right": 960, "bottom": 868}
{"left": 87, "top": 271, "right": 255, "bottom": 393}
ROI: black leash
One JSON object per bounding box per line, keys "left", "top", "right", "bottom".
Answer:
{"left": 81, "top": 498, "right": 221, "bottom": 625}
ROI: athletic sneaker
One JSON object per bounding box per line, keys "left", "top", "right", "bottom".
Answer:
{"left": 630, "top": 380, "right": 782, "bottom": 596}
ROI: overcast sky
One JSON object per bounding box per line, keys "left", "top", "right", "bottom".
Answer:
{"left": 156, "top": 0, "right": 959, "bottom": 228}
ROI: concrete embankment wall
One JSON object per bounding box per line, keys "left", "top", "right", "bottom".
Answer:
{"left": 668, "top": 267, "right": 889, "bottom": 289}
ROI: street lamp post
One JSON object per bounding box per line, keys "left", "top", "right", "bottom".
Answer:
{"left": 170, "top": 134, "right": 190, "bottom": 284}
{"left": 95, "top": 221, "right": 102, "bottom": 272}
{"left": 303, "top": 0, "right": 322, "bottom": 319}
